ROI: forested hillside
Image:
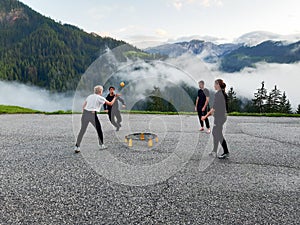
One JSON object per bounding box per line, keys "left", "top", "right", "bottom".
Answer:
{"left": 0, "top": 0, "right": 126, "bottom": 91}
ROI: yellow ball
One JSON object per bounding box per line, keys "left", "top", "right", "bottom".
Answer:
{"left": 120, "top": 82, "right": 125, "bottom": 87}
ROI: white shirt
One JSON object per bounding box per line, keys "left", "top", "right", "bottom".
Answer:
{"left": 84, "top": 94, "right": 106, "bottom": 112}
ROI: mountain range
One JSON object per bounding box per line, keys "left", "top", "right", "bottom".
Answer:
{"left": 1, "top": 0, "right": 300, "bottom": 92}
{"left": 145, "top": 37, "right": 300, "bottom": 72}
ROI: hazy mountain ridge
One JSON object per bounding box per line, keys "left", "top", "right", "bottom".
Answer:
{"left": 145, "top": 38, "right": 300, "bottom": 72}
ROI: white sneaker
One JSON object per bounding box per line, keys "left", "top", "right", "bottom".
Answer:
{"left": 99, "top": 144, "right": 108, "bottom": 150}
{"left": 218, "top": 153, "right": 229, "bottom": 159}
{"left": 206, "top": 129, "right": 211, "bottom": 134}
{"left": 74, "top": 146, "right": 80, "bottom": 153}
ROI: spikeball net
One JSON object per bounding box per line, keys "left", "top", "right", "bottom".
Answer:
{"left": 125, "top": 133, "right": 159, "bottom": 148}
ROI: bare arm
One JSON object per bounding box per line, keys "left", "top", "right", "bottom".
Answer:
{"left": 195, "top": 97, "right": 199, "bottom": 111}
{"left": 105, "top": 94, "right": 121, "bottom": 106}
{"left": 202, "top": 96, "right": 209, "bottom": 111}
{"left": 118, "top": 97, "right": 125, "bottom": 105}
{"left": 201, "top": 107, "right": 215, "bottom": 120}
{"left": 82, "top": 101, "right": 87, "bottom": 112}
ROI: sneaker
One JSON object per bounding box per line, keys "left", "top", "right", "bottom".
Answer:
{"left": 99, "top": 144, "right": 108, "bottom": 150}
{"left": 74, "top": 146, "right": 80, "bottom": 153}
{"left": 116, "top": 126, "right": 120, "bottom": 131}
{"left": 218, "top": 153, "right": 229, "bottom": 159}
{"left": 199, "top": 127, "right": 204, "bottom": 131}
{"left": 206, "top": 129, "right": 211, "bottom": 134}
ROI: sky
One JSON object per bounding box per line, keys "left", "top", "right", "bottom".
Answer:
{"left": 20, "top": 0, "right": 300, "bottom": 47}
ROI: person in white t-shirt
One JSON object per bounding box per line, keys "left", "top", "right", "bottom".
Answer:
{"left": 74, "top": 85, "right": 120, "bottom": 153}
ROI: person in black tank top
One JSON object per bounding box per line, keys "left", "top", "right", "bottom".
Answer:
{"left": 201, "top": 79, "right": 229, "bottom": 159}
{"left": 195, "top": 80, "right": 210, "bottom": 133}
{"left": 103, "top": 86, "right": 126, "bottom": 131}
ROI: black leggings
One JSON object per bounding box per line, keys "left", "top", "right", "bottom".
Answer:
{"left": 76, "top": 110, "right": 103, "bottom": 147}
{"left": 198, "top": 110, "right": 210, "bottom": 129}
{"left": 108, "top": 109, "right": 122, "bottom": 128}
{"left": 212, "top": 118, "right": 228, "bottom": 154}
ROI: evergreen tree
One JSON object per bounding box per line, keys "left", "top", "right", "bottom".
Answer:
{"left": 285, "top": 100, "right": 292, "bottom": 114}
{"left": 269, "top": 85, "right": 281, "bottom": 112}
{"left": 252, "top": 81, "right": 267, "bottom": 113}
{"left": 265, "top": 93, "right": 273, "bottom": 113}
{"left": 279, "top": 91, "right": 291, "bottom": 113}
{"left": 227, "top": 87, "right": 241, "bottom": 112}
{"left": 296, "top": 104, "right": 300, "bottom": 114}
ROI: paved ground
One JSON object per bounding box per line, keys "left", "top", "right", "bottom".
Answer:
{"left": 0, "top": 114, "right": 299, "bottom": 224}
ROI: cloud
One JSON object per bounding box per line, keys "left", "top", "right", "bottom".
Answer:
{"left": 168, "top": 34, "right": 229, "bottom": 44}
{"left": 235, "top": 31, "right": 300, "bottom": 46}
{"left": 160, "top": 53, "right": 300, "bottom": 110}
{"left": 155, "top": 28, "right": 168, "bottom": 37}
{"left": 0, "top": 81, "right": 75, "bottom": 112}
{"left": 171, "top": 0, "right": 223, "bottom": 10}
{"left": 173, "top": 1, "right": 183, "bottom": 10}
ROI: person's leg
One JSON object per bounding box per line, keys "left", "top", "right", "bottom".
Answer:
{"left": 108, "top": 110, "right": 112, "bottom": 122}
{"left": 221, "top": 139, "right": 229, "bottom": 154}
{"left": 198, "top": 110, "right": 204, "bottom": 128}
{"left": 115, "top": 110, "right": 122, "bottom": 126}
{"left": 90, "top": 113, "right": 104, "bottom": 145}
{"left": 110, "top": 109, "right": 119, "bottom": 128}
{"left": 215, "top": 119, "right": 229, "bottom": 158}
{"left": 212, "top": 120, "right": 224, "bottom": 151}
{"left": 212, "top": 124, "right": 220, "bottom": 152}
{"left": 76, "top": 111, "right": 89, "bottom": 147}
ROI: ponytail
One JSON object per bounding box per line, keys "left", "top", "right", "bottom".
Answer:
{"left": 215, "top": 79, "right": 229, "bottom": 112}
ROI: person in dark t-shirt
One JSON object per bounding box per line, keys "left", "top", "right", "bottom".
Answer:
{"left": 201, "top": 79, "right": 229, "bottom": 159}
{"left": 195, "top": 80, "right": 210, "bottom": 133}
{"left": 103, "top": 86, "right": 126, "bottom": 131}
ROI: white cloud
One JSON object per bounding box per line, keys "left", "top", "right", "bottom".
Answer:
{"left": 235, "top": 31, "right": 300, "bottom": 46}
{"left": 0, "top": 81, "right": 75, "bottom": 112}
{"left": 173, "top": 1, "right": 183, "bottom": 10}
{"left": 155, "top": 28, "right": 168, "bottom": 37}
{"left": 171, "top": 0, "right": 223, "bottom": 10}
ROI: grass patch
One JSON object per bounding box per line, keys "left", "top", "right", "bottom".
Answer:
{"left": 44, "top": 110, "right": 74, "bottom": 115}
{"left": 1, "top": 105, "right": 299, "bottom": 117}
{"left": 0, "top": 105, "right": 41, "bottom": 114}
{"left": 228, "top": 112, "right": 300, "bottom": 117}
{"left": 120, "top": 110, "right": 196, "bottom": 115}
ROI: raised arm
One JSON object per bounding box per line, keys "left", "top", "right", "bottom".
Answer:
{"left": 103, "top": 95, "right": 108, "bottom": 110}
{"left": 118, "top": 96, "right": 125, "bottom": 105}
{"left": 105, "top": 94, "right": 121, "bottom": 106}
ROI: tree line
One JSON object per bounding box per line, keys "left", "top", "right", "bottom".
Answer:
{"left": 227, "top": 81, "right": 299, "bottom": 114}
{"left": 133, "top": 81, "right": 299, "bottom": 114}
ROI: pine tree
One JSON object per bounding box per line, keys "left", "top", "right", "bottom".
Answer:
{"left": 296, "top": 104, "right": 300, "bottom": 114}
{"left": 285, "top": 100, "right": 292, "bottom": 114}
{"left": 265, "top": 93, "right": 273, "bottom": 113}
{"left": 227, "top": 87, "right": 241, "bottom": 112}
{"left": 252, "top": 81, "right": 267, "bottom": 113}
{"left": 269, "top": 85, "right": 281, "bottom": 112}
{"left": 279, "top": 91, "right": 291, "bottom": 113}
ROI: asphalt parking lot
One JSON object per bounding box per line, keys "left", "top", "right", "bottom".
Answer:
{"left": 0, "top": 114, "right": 299, "bottom": 224}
